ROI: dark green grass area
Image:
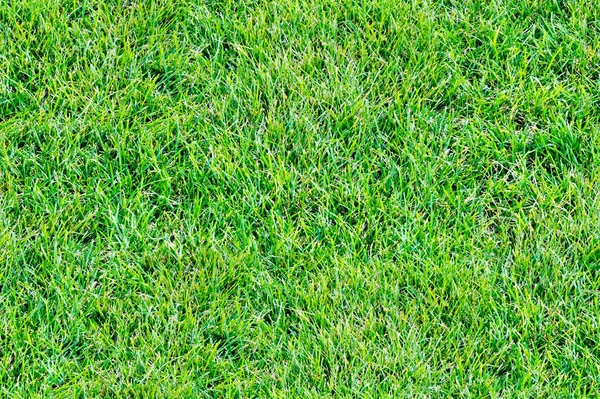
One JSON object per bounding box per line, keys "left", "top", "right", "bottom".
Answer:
{"left": 1, "top": 0, "right": 600, "bottom": 396}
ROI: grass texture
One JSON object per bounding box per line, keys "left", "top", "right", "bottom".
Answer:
{"left": 1, "top": 0, "right": 600, "bottom": 397}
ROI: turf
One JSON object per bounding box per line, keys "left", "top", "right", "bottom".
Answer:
{"left": 1, "top": 0, "right": 600, "bottom": 397}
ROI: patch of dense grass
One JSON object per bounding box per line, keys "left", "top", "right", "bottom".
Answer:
{"left": 1, "top": 0, "right": 600, "bottom": 397}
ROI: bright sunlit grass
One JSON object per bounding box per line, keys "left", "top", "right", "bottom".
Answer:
{"left": 1, "top": 0, "right": 600, "bottom": 397}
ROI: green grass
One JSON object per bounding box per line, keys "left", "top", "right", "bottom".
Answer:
{"left": 1, "top": 0, "right": 600, "bottom": 397}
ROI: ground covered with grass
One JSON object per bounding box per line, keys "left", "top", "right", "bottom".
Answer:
{"left": 1, "top": 0, "right": 600, "bottom": 397}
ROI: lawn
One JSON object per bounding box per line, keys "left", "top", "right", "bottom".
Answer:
{"left": 1, "top": 0, "right": 600, "bottom": 397}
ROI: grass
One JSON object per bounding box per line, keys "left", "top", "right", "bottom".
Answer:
{"left": 1, "top": 0, "right": 600, "bottom": 397}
